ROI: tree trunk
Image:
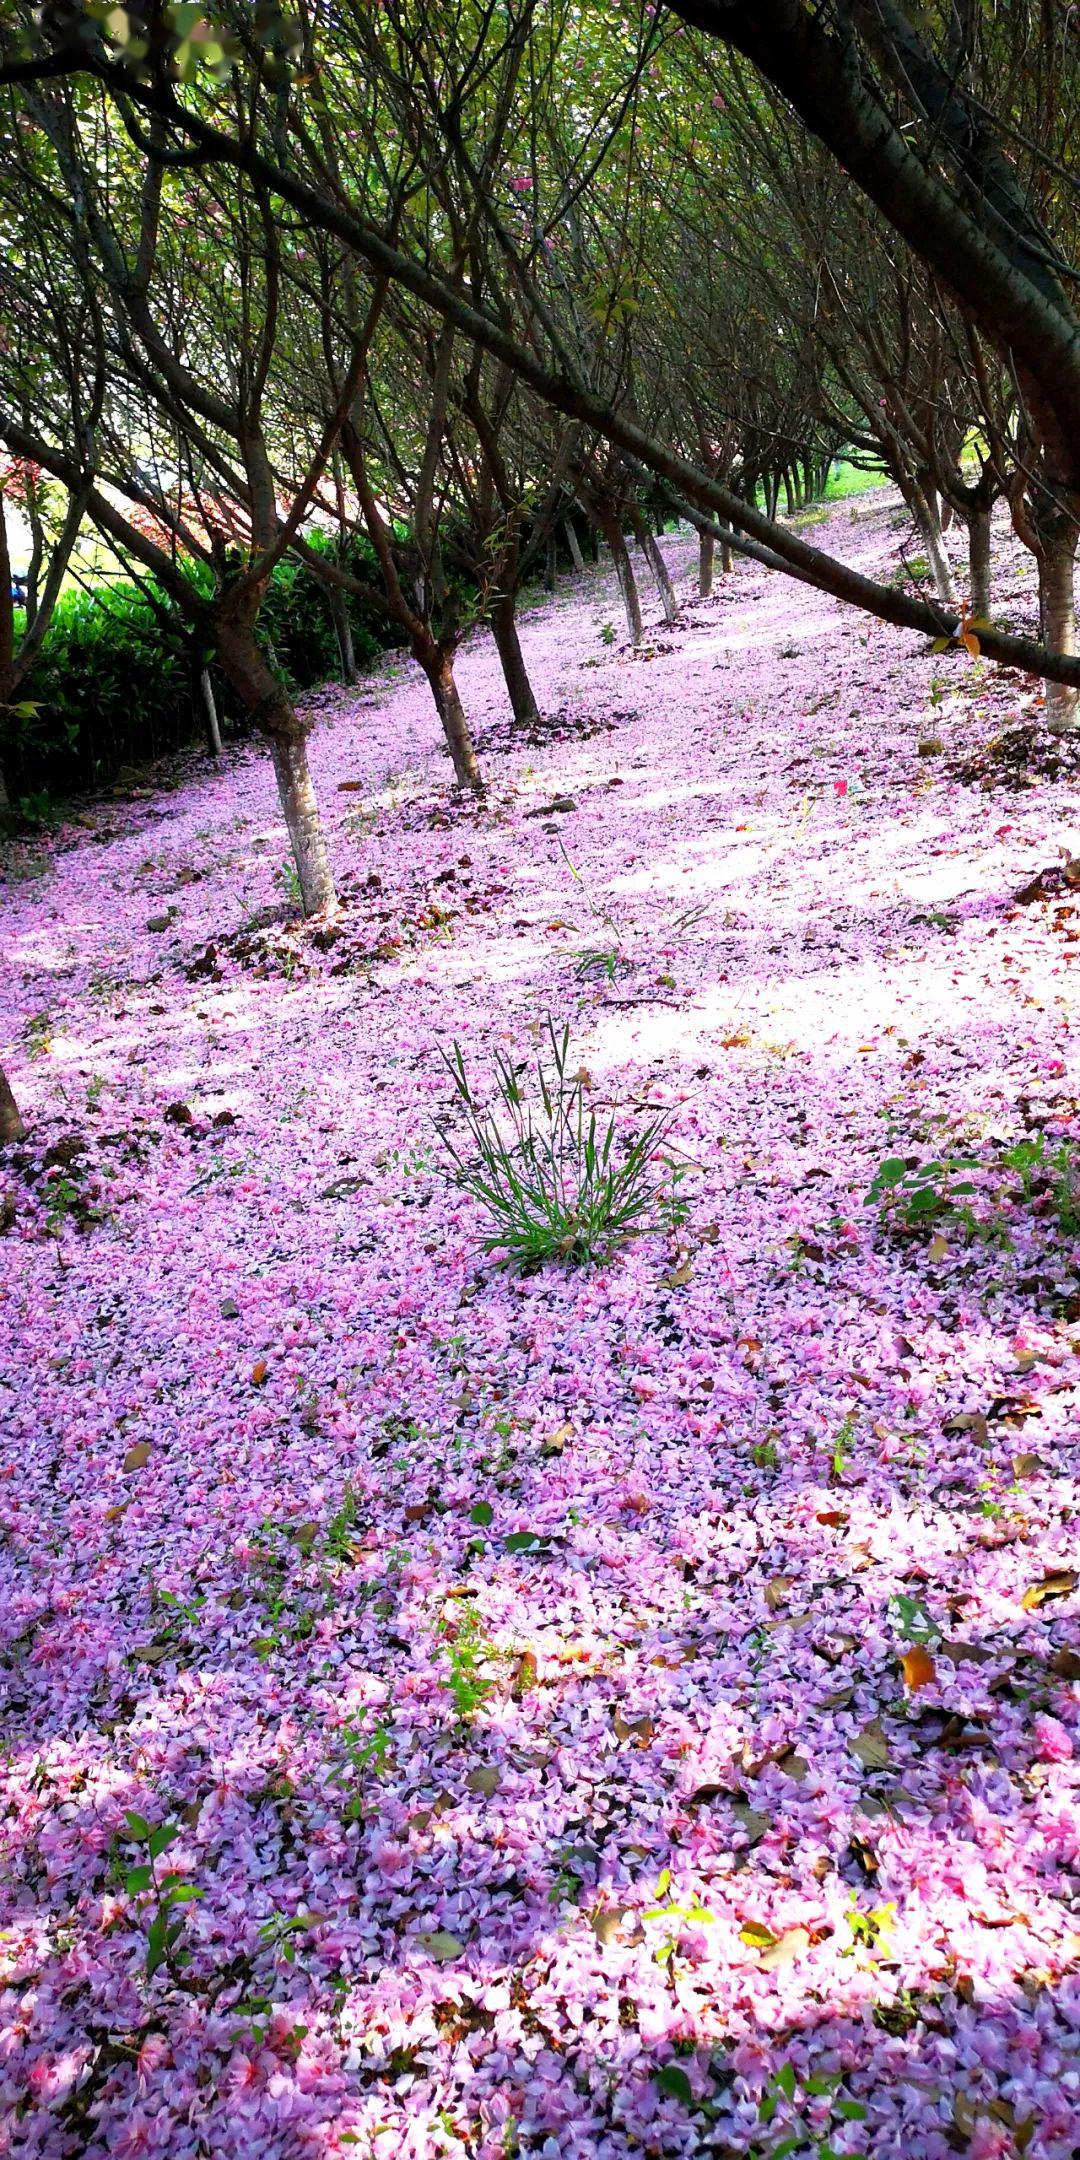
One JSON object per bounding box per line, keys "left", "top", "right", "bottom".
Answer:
{"left": 0, "top": 1063, "right": 25, "bottom": 1145}
{"left": 215, "top": 613, "right": 337, "bottom": 914}
{"left": 0, "top": 757, "right": 12, "bottom": 834}
{"left": 491, "top": 593, "right": 540, "bottom": 727}
{"left": 1039, "top": 534, "right": 1078, "bottom": 732}
{"left": 199, "top": 667, "right": 223, "bottom": 757}
{"left": 637, "top": 523, "right": 679, "bottom": 624}
{"left": 328, "top": 586, "right": 358, "bottom": 684}
{"left": 421, "top": 647, "right": 484, "bottom": 789}
{"left": 699, "top": 531, "right": 714, "bottom": 598}
{"left": 269, "top": 735, "right": 338, "bottom": 913}
{"left": 597, "top": 511, "right": 643, "bottom": 643}
{"left": 564, "top": 519, "right": 585, "bottom": 573}
{"left": 968, "top": 508, "right": 993, "bottom": 621}
{"left": 912, "top": 483, "right": 956, "bottom": 607}
{"left": 543, "top": 535, "right": 557, "bottom": 591}
{"left": 721, "top": 535, "right": 734, "bottom": 574}
{"left": 783, "top": 470, "right": 796, "bottom": 514}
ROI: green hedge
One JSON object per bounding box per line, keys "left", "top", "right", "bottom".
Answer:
{"left": 4, "top": 534, "right": 402, "bottom": 816}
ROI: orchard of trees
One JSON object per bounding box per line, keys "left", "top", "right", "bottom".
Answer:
{"left": 2, "top": 7, "right": 1080, "bottom": 2156}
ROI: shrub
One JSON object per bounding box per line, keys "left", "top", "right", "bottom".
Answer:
{"left": 438, "top": 1019, "right": 674, "bottom": 1269}
{"left": 3, "top": 534, "right": 403, "bottom": 810}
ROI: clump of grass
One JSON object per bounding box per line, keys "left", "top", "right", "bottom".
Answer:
{"left": 438, "top": 1019, "right": 674, "bottom": 1269}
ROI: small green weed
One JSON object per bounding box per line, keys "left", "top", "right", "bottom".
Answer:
{"left": 440, "top": 1599, "right": 495, "bottom": 1723}
{"left": 118, "top": 1810, "right": 203, "bottom": 1980}
{"left": 866, "top": 1151, "right": 978, "bottom": 1233}
{"left": 438, "top": 1019, "right": 675, "bottom": 1269}
{"left": 642, "top": 1867, "right": 715, "bottom": 1970}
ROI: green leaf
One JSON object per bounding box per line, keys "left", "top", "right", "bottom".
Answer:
{"left": 148, "top": 1822, "right": 181, "bottom": 1860}
{"left": 777, "top": 2063, "right": 797, "bottom": 2101}
{"left": 145, "top": 1911, "right": 168, "bottom": 1976}
{"left": 470, "top": 1501, "right": 493, "bottom": 1526}
{"left": 124, "top": 1864, "right": 153, "bottom": 1895}
{"left": 836, "top": 2098, "right": 868, "bottom": 2121}
{"left": 503, "top": 1530, "right": 542, "bottom": 1553}
{"left": 124, "top": 1810, "right": 152, "bottom": 1840}
{"left": 654, "top": 2063, "right": 693, "bottom": 2105}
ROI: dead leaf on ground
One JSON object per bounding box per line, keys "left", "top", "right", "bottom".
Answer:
{"left": 417, "top": 1930, "right": 464, "bottom": 1962}
{"left": 466, "top": 1766, "right": 500, "bottom": 1797}
{"left": 1049, "top": 1646, "right": 1080, "bottom": 1680}
{"left": 1012, "top": 1453, "right": 1043, "bottom": 1479}
{"left": 760, "top": 1925, "right": 811, "bottom": 1972}
{"left": 122, "top": 1443, "right": 152, "bottom": 1472}
{"left": 900, "top": 1646, "right": 937, "bottom": 1691}
{"left": 1021, "top": 1569, "right": 1078, "bottom": 1610}
{"left": 764, "top": 1575, "right": 794, "bottom": 1612}
{"left": 941, "top": 1639, "right": 996, "bottom": 1665}
{"left": 591, "top": 1906, "right": 628, "bottom": 1946}
{"left": 541, "top": 1423, "right": 572, "bottom": 1456}
{"left": 927, "top": 1232, "right": 949, "bottom": 1263}
{"left": 776, "top": 1748, "right": 810, "bottom": 1782}
{"left": 944, "top": 1410, "right": 990, "bottom": 1447}
{"left": 613, "top": 1709, "right": 657, "bottom": 1745}
{"left": 661, "top": 1258, "right": 695, "bottom": 1289}
{"left": 851, "top": 1720, "right": 891, "bottom": 1770}
{"left": 250, "top": 1358, "right": 268, "bottom": 1387}
{"left": 731, "top": 1803, "right": 770, "bottom": 1843}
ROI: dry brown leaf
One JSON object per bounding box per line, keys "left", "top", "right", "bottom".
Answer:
{"left": 1021, "top": 1569, "right": 1078, "bottom": 1611}
{"left": 418, "top": 1930, "right": 463, "bottom": 1962}
{"left": 927, "top": 1232, "right": 949, "bottom": 1263}
{"left": 465, "top": 1766, "right": 500, "bottom": 1797}
{"left": 815, "top": 1508, "right": 848, "bottom": 1528}
{"left": 105, "top": 1503, "right": 128, "bottom": 1522}
{"left": 777, "top": 1748, "right": 810, "bottom": 1782}
{"left": 851, "top": 1720, "right": 891, "bottom": 1770}
{"left": 941, "top": 1638, "right": 996, "bottom": 1665}
{"left": 944, "top": 1410, "right": 990, "bottom": 1447}
{"left": 613, "top": 1710, "right": 656, "bottom": 1744}
{"left": 661, "top": 1258, "right": 695, "bottom": 1290}
{"left": 250, "top": 1358, "right": 268, "bottom": 1387}
{"left": 591, "top": 1906, "right": 627, "bottom": 1946}
{"left": 764, "top": 1575, "right": 794, "bottom": 1612}
{"left": 541, "top": 1422, "right": 572, "bottom": 1456}
{"left": 759, "top": 1924, "right": 811, "bottom": 1973}
{"left": 900, "top": 1645, "right": 937, "bottom": 1690}
{"left": 511, "top": 1650, "right": 538, "bottom": 1699}
{"left": 1012, "top": 1453, "right": 1043, "bottom": 1479}
{"left": 731, "top": 1803, "right": 770, "bottom": 1843}
{"left": 122, "top": 1443, "right": 152, "bottom": 1473}
{"left": 1049, "top": 1646, "right": 1080, "bottom": 1680}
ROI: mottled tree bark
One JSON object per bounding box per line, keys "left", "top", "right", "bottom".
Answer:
{"left": 911, "top": 483, "right": 956, "bottom": 607}
{"left": 215, "top": 613, "right": 337, "bottom": 913}
{"left": 699, "top": 532, "right": 714, "bottom": 597}
{"left": 967, "top": 508, "right": 993, "bottom": 621}
{"left": 419, "top": 647, "right": 484, "bottom": 789}
{"left": 1039, "top": 534, "right": 1078, "bottom": 732}
{"left": 328, "top": 586, "right": 358, "bottom": 684}
{"left": 633, "top": 516, "right": 679, "bottom": 624}
{"left": 199, "top": 668, "right": 222, "bottom": 757}
{"left": 0, "top": 1063, "right": 25, "bottom": 1144}
{"left": 491, "top": 592, "right": 540, "bottom": 727}
{"left": 564, "top": 519, "right": 585, "bottom": 573}
{"left": 596, "top": 509, "right": 643, "bottom": 644}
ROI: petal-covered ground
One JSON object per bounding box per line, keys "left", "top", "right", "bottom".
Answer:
{"left": 2, "top": 496, "right": 1079, "bottom": 2160}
